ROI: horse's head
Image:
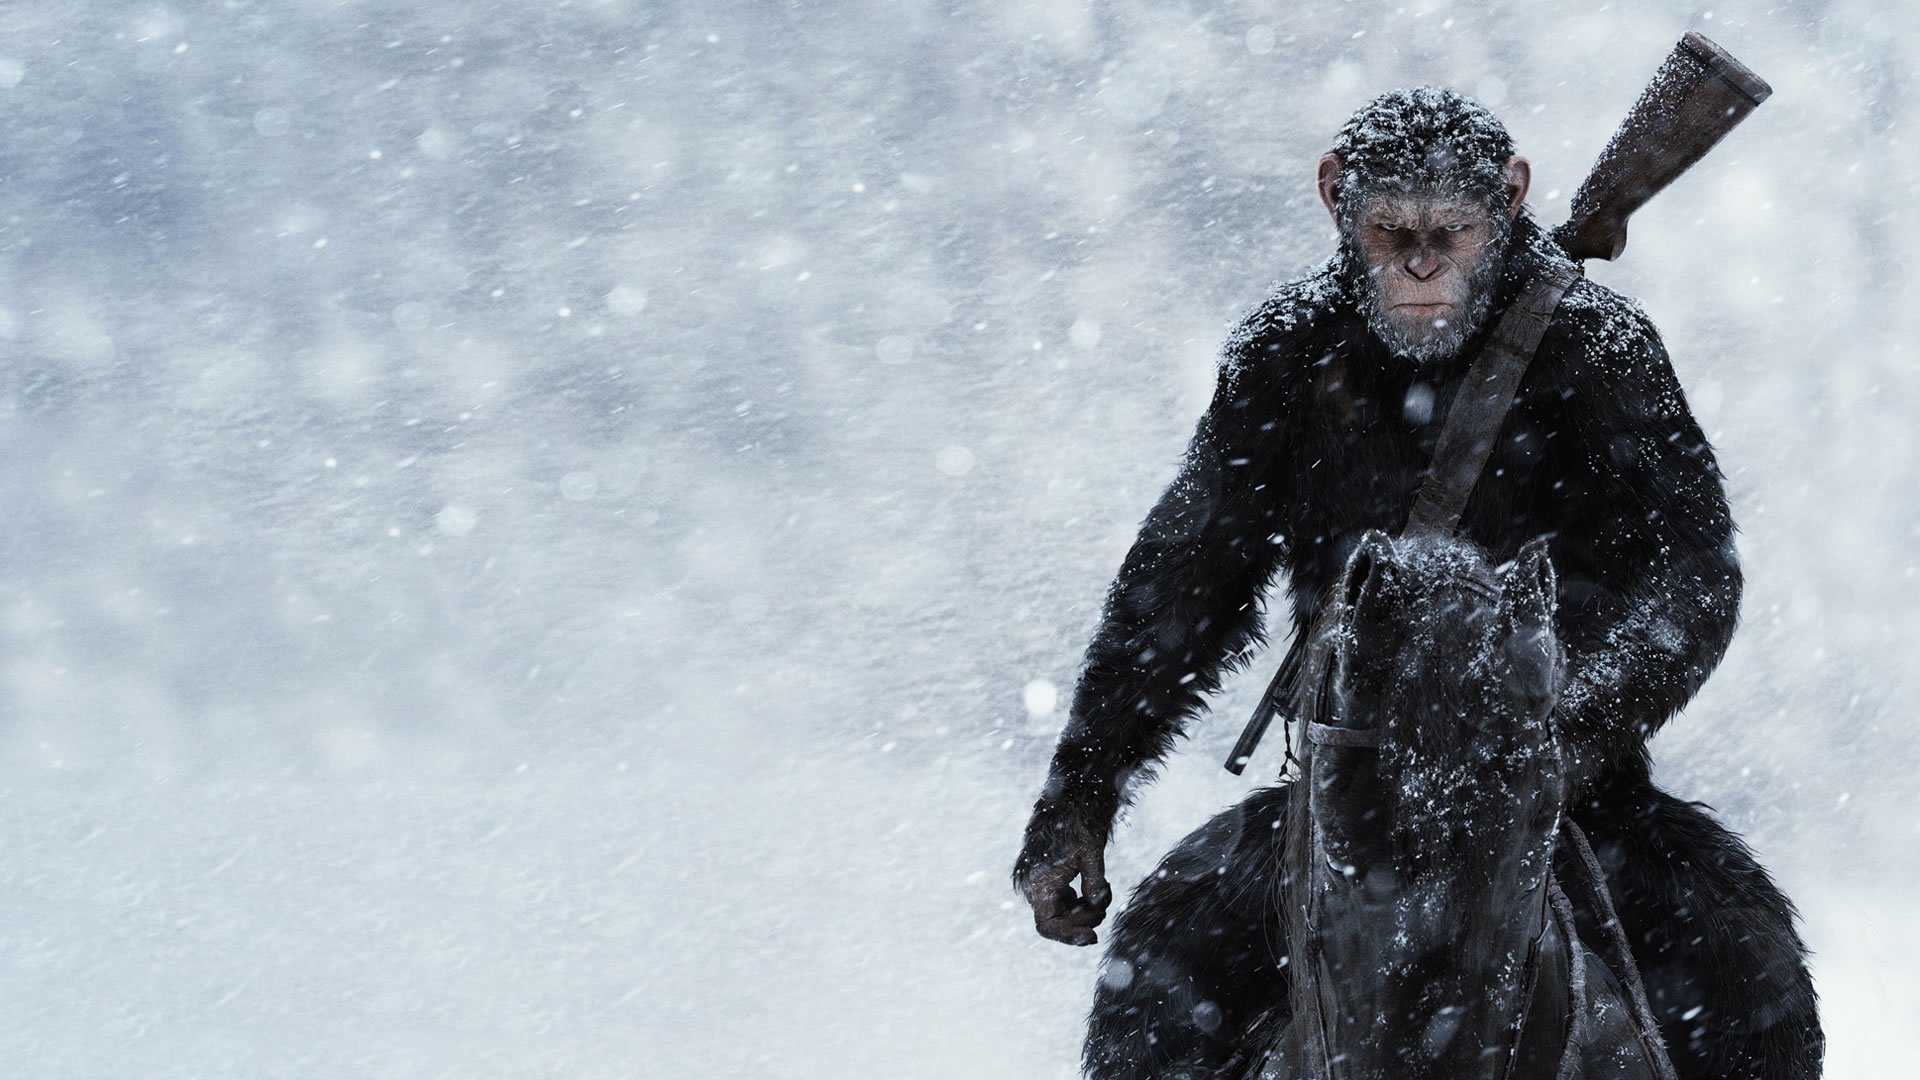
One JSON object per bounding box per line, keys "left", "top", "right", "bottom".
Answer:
{"left": 1332, "top": 530, "right": 1561, "bottom": 742}
{"left": 1282, "top": 534, "right": 1582, "bottom": 1075}
{"left": 1318, "top": 530, "right": 1567, "bottom": 882}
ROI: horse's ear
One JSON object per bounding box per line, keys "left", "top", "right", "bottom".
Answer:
{"left": 1502, "top": 536, "right": 1558, "bottom": 623}
{"left": 1341, "top": 530, "right": 1399, "bottom": 614}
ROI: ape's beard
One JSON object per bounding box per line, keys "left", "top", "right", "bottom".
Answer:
{"left": 1345, "top": 213, "right": 1513, "bottom": 365}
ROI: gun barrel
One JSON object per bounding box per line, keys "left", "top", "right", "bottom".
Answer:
{"left": 1553, "top": 32, "right": 1772, "bottom": 262}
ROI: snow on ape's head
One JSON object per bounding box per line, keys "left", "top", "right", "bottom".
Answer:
{"left": 1327, "top": 86, "right": 1518, "bottom": 219}
{"left": 1319, "top": 87, "right": 1532, "bottom": 365}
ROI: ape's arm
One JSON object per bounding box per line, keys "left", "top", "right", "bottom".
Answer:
{"left": 1549, "top": 298, "right": 1741, "bottom": 789}
{"left": 1013, "top": 333, "right": 1294, "bottom": 944}
{"left": 1051, "top": 363, "right": 1289, "bottom": 804}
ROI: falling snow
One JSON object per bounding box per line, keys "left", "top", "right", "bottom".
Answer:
{"left": 0, "top": 4, "right": 1911, "bottom": 1079}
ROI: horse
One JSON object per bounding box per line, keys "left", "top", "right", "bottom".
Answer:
{"left": 1086, "top": 532, "right": 1680, "bottom": 1079}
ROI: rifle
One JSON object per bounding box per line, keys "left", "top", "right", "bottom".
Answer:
{"left": 1554, "top": 31, "right": 1773, "bottom": 262}
{"left": 1225, "top": 31, "right": 1773, "bottom": 776}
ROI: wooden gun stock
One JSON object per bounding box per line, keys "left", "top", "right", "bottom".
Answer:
{"left": 1552, "top": 32, "right": 1772, "bottom": 262}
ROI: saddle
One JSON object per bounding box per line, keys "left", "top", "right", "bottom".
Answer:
{"left": 1229, "top": 262, "right": 1681, "bottom": 1079}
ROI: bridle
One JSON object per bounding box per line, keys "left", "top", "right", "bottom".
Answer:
{"left": 1302, "top": 572, "right": 1500, "bottom": 753}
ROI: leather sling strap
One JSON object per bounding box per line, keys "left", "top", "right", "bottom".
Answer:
{"left": 1224, "top": 262, "right": 1583, "bottom": 773}
{"left": 1404, "top": 262, "right": 1585, "bottom": 538}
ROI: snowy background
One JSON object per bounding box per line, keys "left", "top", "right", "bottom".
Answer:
{"left": 0, "top": 1, "right": 1912, "bottom": 1077}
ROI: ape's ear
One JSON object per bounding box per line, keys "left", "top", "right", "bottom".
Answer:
{"left": 1500, "top": 536, "right": 1556, "bottom": 624}
{"left": 1504, "top": 154, "right": 1532, "bottom": 219}
{"left": 1340, "top": 530, "right": 1399, "bottom": 616}
{"left": 1317, "top": 153, "right": 1343, "bottom": 222}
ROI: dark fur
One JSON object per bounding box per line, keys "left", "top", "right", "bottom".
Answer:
{"left": 1577, "top": 766, "right": 1824, "bottom": 1080}
{"left": 1041, "top": 211, "right": 1821, "bottom": 1079}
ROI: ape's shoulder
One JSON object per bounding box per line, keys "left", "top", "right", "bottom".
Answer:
{"left": 1218, "top": 258, "right": 1351, "bottom": 388}
{"left": 1548, "top": 277, "right": 1671, "bottom": 384}
{"left": 1546, "top": 278, "right": 1709, "bottom": 459}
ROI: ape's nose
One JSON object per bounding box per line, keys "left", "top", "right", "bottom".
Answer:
{"left": 1404, "top": 249, "right": 1442, "bottom": 281}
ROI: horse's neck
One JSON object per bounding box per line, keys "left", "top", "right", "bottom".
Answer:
{"left": 1305, "top": 800, "right": 1560, "bottom": 1077}
{"left": 1313, "top": 860, "right": 1551, "bottom": 1068}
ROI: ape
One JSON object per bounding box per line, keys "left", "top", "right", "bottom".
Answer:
{"left": 1013, "top": 87, "right": 1822, "bottom": 1079}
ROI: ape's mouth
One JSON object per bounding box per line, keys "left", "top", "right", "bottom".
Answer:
{"left": 1393, "top": 302, "right": 1455, "bottom": 311}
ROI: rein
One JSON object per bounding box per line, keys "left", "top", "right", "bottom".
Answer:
{"left": 1560, "top": 819, "right": 1682, "bottom": 1080}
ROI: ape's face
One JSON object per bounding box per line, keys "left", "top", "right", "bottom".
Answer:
{"left": 1316, "top": 151, "right": 1531, "bottom": 365}
{"left": 1346, "top": 193, "right": 1509, "bottom": 364}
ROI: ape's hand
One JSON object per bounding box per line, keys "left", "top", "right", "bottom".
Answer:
{"left": 1013, "top": 789, "right": 1113, "bottom": 946}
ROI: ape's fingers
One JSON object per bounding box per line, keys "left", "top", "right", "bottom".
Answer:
{"left": 1021, "top": 851, "right": 1110, "bottom": 945}
{"left": 1032, "top": 882, "right": 1101, "bottom": 945}
{"left": 1082, "top": 848, "right": 1111, "bottom": 916}
{"left": 1021, "top": 869, "right": 1067, "bottom": 925}
{"left": 1060, "top": 899, "right": 1106, "bottom": 929}
{"left": 1035, "top": 916, "right": 1099, "bottom": 947}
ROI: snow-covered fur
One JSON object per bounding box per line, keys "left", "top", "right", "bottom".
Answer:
{"left": 1050, "top": 209, "right": 1820, "bottom": 1077}
{"left": 1327, "top": 85, "right": 1519, "bottom": 219}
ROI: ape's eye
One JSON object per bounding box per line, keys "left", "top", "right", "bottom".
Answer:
{"left": 1445, "top": 223, "right": 1468, "bottom": 233}
{"left": 1377, "top": 223, "right": 1400, "bottom": 233}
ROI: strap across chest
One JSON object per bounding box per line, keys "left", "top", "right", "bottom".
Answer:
{"left": 1404, "top": 263, "right": 1584, "bottom": 539}
{"left": 1225, "top": 261, "right": 1584, "bottom": 773}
